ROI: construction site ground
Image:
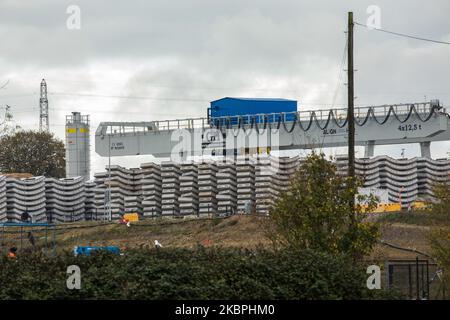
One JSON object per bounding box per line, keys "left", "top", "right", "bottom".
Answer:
{"left": 12, "top": 211, "right": 435, "bottom": 260}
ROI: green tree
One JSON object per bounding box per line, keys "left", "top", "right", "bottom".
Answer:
{"left": 0, "top": 130, "right": 65, "bottom": 177}
{"left": 427, "top": 181, "right": 450, "bottom": 297}
{"left": 428, "top": 182, "right": 450, "bottom": 222}
{"left": 267, "top": 152, "right": 379, "bottom": 259}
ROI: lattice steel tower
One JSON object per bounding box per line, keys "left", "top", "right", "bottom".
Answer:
{"left": 39, "top": 79, "right": 49, "bottom": 132}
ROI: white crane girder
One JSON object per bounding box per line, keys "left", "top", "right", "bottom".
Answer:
{"left": 95, "top": 102, "right": 450, "bottom": 159}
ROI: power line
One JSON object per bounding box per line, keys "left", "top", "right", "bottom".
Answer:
{"left": 4, "top": 105, "right": 199, "bottom": 118}
{"left": 31, "top": 78, "right": 319, "bottom": 92}
{"left": 48, "top": 92, "right": 210, "bottom": 102}
{"left": 0, "top": 80, "right": 9, "bottom": 90}
{"left": 331, "top": 33, "right": 348, "bottom": 109}
{"left": 52, "top": 92, "right": 358, "bottom": 104}
{"left": 355, "top": 21, "right": 450, "bottom": 45}
{"left": 0, "top": 93, "right": 37, "bottom": 98}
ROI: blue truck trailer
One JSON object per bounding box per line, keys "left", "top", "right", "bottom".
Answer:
{"left": 208, "top": 97, "right": 297, "bottom": 127}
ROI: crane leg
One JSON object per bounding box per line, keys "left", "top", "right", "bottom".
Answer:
{"left": 420, "top": 142, "right": 431, "bottom": 158}
{"left": 364, "top": 141, "right": 375, "bottom": 158}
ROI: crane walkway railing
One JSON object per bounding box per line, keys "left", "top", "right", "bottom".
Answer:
{"left": 96, "top": 102, "right": 444, "bottom": 136}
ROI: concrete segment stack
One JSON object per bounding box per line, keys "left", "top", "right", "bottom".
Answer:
{"left": 198, "top": 162, "right": 218, "bottom": 215}
{"left": 0, "top": 155, "right": 448, "bottom": 222}
{"left": 216, "top": 161, "right": 237, "bottom": 214}
{"left": 0, "top": 176, "right": 6, "bottom": 223}
{"left": 141, "top": 162, "right": 162, "bottom": 217}
{"left": 335, "top": 155, "right": 450, "bottom": 208}
{"left": 5, "top": 176, "right": 47, "bottom": 223}
{"left": 236, "top": 157, "right": 256, "bottom": 213}
{"left": 254, "top": 156, "right": 282, "bottom": 215}
{"left": 179, "top": 162, "right": 199, "bottom": 216}
{"left": 84, "top": 181, "right": 97, "bottom": 220}
{"left": 277, "top": 156, "right": 301, "bottom": 193}
{"left": 161, "top": 162, "right": 181, "bottom": 215}
{"left": 45, "top": 176, "right": 86, "bottom": 223}
{"left": 93, "top": 170, "right": 109, "bottom": 220}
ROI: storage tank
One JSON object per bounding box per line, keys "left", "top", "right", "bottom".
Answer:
{"left": 65, "top": 112, "right": 90, "bottom": 180}
{"left": 208, "top": 97, "right": 297, "bottom": 126}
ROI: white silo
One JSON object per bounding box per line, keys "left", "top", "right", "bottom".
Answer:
{"left": 66, "top": 112, "right": 90, "bottom": 180}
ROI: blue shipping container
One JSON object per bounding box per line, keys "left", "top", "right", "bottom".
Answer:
{"left": 209, "top": 97, "right": 297, "bottom": 126}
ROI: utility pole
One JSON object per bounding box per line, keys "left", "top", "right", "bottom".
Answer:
{"left": 39, "top": 79, "right": 49, "bottom": 132}
{"left": 347, "top": 12, "right": 355, "bottom": 179}
{"left": 347, "top": 12, "right": 356, "bottom": 220}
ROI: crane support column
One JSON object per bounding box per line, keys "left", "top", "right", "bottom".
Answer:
{"left": 364, "top": 141, "right": 375, "bottom": 158}
{"left": 420, "top": 141, "right": 431, "bottom": 158}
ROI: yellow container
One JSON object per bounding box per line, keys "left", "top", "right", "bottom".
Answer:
{"left": 360, "top": 203, "right": 402, "bottom": 213}
{"left": 411, "top": 201, "right": 429, "bottom": 210}
{"left": 123, "top": 213, "right": 139, "bottom": 222}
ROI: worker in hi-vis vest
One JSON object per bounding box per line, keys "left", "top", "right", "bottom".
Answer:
{"left": 7, "top": 247, "right": 17, "bottom": 260}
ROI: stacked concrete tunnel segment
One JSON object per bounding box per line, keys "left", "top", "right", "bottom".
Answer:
{"left": 0, "top": 155, "right": 449, "bottom": 223}
{"left": 236, "top": 158, "right": 256, "bottom": 213}
{"left": 84, "top": 181, "right": 96, "bottom": 220}
{"left": 179, "top": 162, "right": 199, "bottom": 215}
{"left": 198, "top": 162, "right": 218, "bottom": 215}
{"left": 89, "top": 155, "right": 450, "bottom": 216}
{"left": 5, "top": 176, "right": 47, "bottom": 223}
{"left": 45, "top": 177, "right": 86, "bottom": 223}
{"left": 0, "top": 176, "right": 6, "bottom": 222}
{"left": 160, "top": 162, "right": 181, "bottom": 216}
{"left": 93, "top": 166, "right": 142, "bottom": 220}
{"left": 141, "top": 162, "right": 162, "bottom": 217}
{"left": 336, "top": 156, "right": 450, "bottom": 206}
{"left": 1, "top": 176, "right": 88, "bottom": 223}
{"left": 216, "top": 162, "right": 237, "bottom": 214}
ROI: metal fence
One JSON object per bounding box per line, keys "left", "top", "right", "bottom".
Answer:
{"left": 386, "top": 258, "right": 447, "bottom": 300}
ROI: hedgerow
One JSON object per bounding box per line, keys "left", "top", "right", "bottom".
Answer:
{"left": 0, "top": 247, "right": 401, "bottom": 300}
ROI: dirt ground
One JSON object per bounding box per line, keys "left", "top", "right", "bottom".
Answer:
{"left": 1, "top": 213, "right": 436, "bottom": 260}
{"left": 54, "top": 215, "right": 271, "bottom": 251}
{"left": 370, "top": 223, "right": 431, "bottom": 260}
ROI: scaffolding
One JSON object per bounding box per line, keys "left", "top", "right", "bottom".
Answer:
{"left": 0, "top": 222, "right": 56, "bottom": 256}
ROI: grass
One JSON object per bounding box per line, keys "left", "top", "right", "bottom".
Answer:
{"left": 376, "top": 210, "right": 450, "bottom": 227}
{"left": 376, "top": 210, "right": 434, "bottom": 226}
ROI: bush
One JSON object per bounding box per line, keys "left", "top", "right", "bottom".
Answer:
{"left": 267, "top": 152, "right": 379, "bottom": 259}
{"left": 0, "top": 247, "right": 399, "bottom": 300}
{"left": 427, "top": 182, "right": 450, "bottom": 298}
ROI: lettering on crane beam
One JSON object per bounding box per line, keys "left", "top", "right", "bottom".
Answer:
{"left": 323, "top": 129, "right": 337, "bottom": 135}
{"left": 398, "top": 124, "right": 423, "bottom": 132}
{"left": 111, "top": 142, "right": 125, "bottom": 150}
{"left": 323, "top": 128, "right": 347, "bottom": 135}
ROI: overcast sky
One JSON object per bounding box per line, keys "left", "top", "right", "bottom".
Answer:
{"left": 1, "top": 0, "right": 449, "bottom": 178}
